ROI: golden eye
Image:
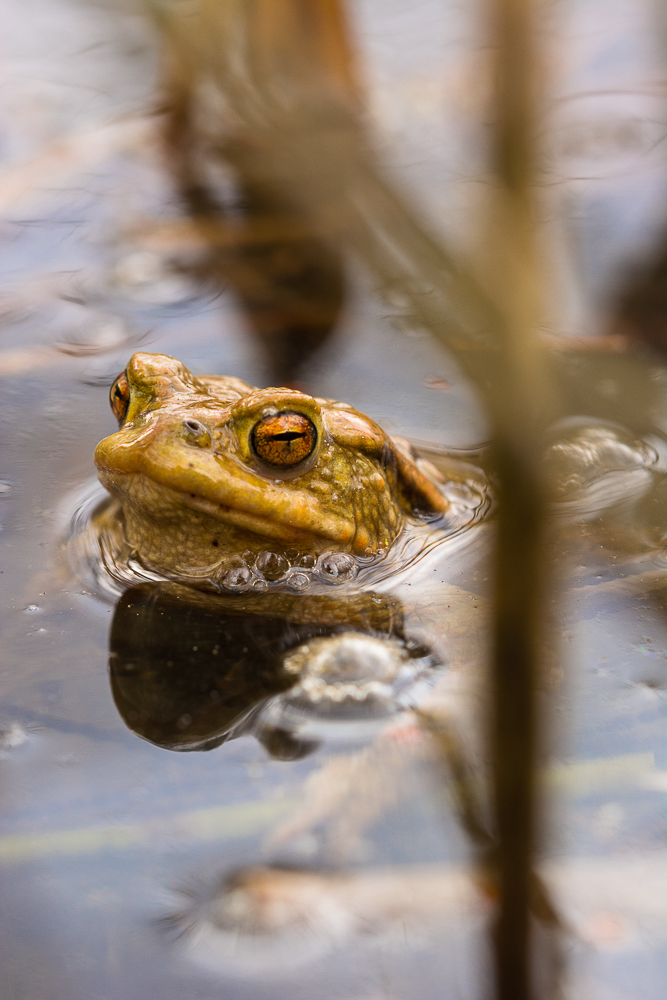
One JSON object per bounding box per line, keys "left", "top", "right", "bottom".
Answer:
{"left": 252, "top": 412, "right": 317, "bottom": 468}
{"left": 110, "top": 370, "right": 130, "bottom": 425}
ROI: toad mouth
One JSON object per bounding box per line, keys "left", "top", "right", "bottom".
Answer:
{"left": 177, "top": 488, "right": 353, "bottom": 546}
{"left": 134, "top": 467, "right": 360, "bottom": 548}
{"left": 96, "top": 456, "right": 365, "bottom": 550}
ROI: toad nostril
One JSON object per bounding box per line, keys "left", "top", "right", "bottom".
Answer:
{"left": 182, "top": 418, "right": 211, "bottom": 447}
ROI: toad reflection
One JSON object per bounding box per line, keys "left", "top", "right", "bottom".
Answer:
{"left": 108, "top": 582, "right": 439, "bottom": 757}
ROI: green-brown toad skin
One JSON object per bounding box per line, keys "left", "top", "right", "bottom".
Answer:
{"left": 94, "top": 353, "right": 447, "bottom": 583}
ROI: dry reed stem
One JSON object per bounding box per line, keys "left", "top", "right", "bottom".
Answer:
{"left": 486, "top": 1, "right": 557, "bottom": 997}
{"left": 149, "top": 1, "right": 561, "bottom": 995}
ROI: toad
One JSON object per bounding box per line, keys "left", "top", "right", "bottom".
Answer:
{"left": 94, "top": 353, "right": 447, "bottom": 592}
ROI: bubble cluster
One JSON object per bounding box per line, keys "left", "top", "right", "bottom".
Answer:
{"left": 214, "top": 548, "right": 359, "bottom": 593}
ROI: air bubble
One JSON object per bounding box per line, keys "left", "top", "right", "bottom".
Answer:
{"left": 297, "top": 554, "right": 316, "bottom": 569}
{"left": 24, "top": 604, "right": 40, "bottom": 613}
{"left": 222, "top": 565, "right": 252, "bottom": 592}
{"left": 287, "top": 571, "right": 310, "bottom": 592}
{"left": 252, "top": 578, "right": 268, "bottom": 592}
{"left": 316, "top": 552, "right": 357, "bottom": 584}
{"left": 255, "top": 550, "right": 289, "bottom": 581}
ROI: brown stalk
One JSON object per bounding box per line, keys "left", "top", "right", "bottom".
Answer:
{"left": 485, "top": 1, "right": 553, "bottom": 998}
{"left": 150, "top": 3, "right": 560, "bottom": 996}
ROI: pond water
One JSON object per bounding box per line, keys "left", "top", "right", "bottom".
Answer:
{"left": 1, "top": 2, "right": 666, "bottom": 999}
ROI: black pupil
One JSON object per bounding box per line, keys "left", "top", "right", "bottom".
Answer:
{"left": 271, "top": 431, "right": 306, "bottom": 442}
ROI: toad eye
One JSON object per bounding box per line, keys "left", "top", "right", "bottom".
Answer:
{"left": 110, "top": 370, "right": 130, "bottom": 425}
{"left": 252, "top": 412, "right": 317, "bottom": 467}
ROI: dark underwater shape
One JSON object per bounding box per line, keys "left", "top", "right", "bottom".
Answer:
{"left": 108, "top": 582, "right": 405, "bottom": 753}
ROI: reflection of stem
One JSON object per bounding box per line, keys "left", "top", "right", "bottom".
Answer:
{"left": 419, "top": 709, "right": 567, "bottom": 997}
{"left": 418, "top": 709, "right": 493, "bottom": 853}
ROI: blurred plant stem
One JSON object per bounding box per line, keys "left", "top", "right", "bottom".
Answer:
{"left": 485, "top": 1, "right": 554, "bottom": 996}
{"left": 150, "top": 1, "right": 558, "bottom": 996}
